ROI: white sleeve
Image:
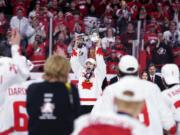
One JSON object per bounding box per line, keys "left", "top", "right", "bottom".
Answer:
{"left": 95, "top": 47, "right": 106, "bottom": 81}
{"left": 161, "top": 91, "right": 172, "bottom": 109}
{"left": 70, "top": 49, "right": 84, "bottom": 79}
{"left": 91, "top": 87, "right": 114, "bottom": 114}
{"left": 154, "top": 86, "right": 176, "bottom": 132}
{"left": 0, "top": 45, "right": 31, "bottom": 107}
{"left": 11, "top": 45, "right": 31, "bottom": 79}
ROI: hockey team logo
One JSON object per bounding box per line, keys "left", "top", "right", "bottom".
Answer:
{"left": 39, "top": 93, "right": 56, "bottom": 120}
{"left": 35, "top": 48, "right": 42, "bottom": 54}
{"left": 41, "top": 102, "right": 55, "bottom": 113}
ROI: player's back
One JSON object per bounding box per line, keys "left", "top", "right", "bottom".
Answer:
{"left": 92, "top": 76, "right": 175, "bottom": 135}
{"left": 0, "top": 80, "right": 40, "bottom": 135}
{"left": 162, "top": 84, "right": 180, "bottom": 134}
{"left": 0, "top": 57, "right": 25, "bottom": 107}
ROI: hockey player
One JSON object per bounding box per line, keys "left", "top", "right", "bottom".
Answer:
{"left": 0, "top": 79, "right": 39, "bottom": 135}
{"left": 71, "top": 77, "right": 151, "bottom": 135}
{"left": 0, "top": 29, "right": 32, "bottom": 134}
{"left": 92, "top": 55, "right": 176, "bottom": 135}
{"left": 161, "top": 64, "right": 180, "bottom": 135}
{"left": 70, "top": 37, "right": 106, "bottom": 114}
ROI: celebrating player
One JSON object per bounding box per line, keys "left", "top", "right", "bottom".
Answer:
{"left": 72, "top": 77, "right": 151, "bottom": 135}
{"left": 0, "top": 29, "right": 32, "bottom": 134}
{"left": 70, "top": 36, "right": 106, "bottom": 114}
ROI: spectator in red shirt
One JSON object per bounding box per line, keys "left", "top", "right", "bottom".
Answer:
{"left": 12, "top": 0, "right": 30, "bottom": 16}
{"left": 121, "top": 22, "right": 137, "bottom": 55}
{"left": 69, "top": 10, "right": 85, "bottom": 35}
{"left": 93, "top": 0, "right": 107, "bottom": 16}
{"left": 106, "top": 49, "right": 119, "bottom": 74}
{"left": 26, "top": 34, "right": 49, "bottom": 71}
{"left": 145, "top": 16, "right": 162, "bottom": 33}
{"left": 75, "top": 0, "right": 91, "bottom": 17}
{"left": 36, "top": 7, "right": 51, "bottom": 36}
{"left": 127, "top": 0, "right": 140, "bottom": 20}
{"left": 144, "top": 24, "right": 158, "bottom": 63}
{"left": 39, "top": 0, "right": 48, "bottom": 7}
{"left": 54, "top": 32, "right": 69, "bottom": 57}
{"left": 104, "top": 4, "right": 114, "bottom": 26}
{"left": 53, "top": 23, "right": 69, "bottom": 42}
{"left": 53, "top": 9, "right": 69, "bottom": 33}
{"left": 143, "top": 0, "right": 156, "bottom": 16}
{"left": 114, "top": 35, "right": 126, "bottom": 58}
{"left": 151, "top": 3, "right": 169, "bottom": 25}
{"left": 48, "top": 0, "right": 59, "bottom": 14}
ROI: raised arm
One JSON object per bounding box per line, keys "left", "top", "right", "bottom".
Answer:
{"left": 0, "top": 29, "right": 32, "bottom": 107}
{"left": 10, "top": 29, "right": 32, "bottom": 79}
{"left": 70, "top": 37, "right": 83, "bottom": 78}
{"left": 95, "top": 39, "right": 106, "bottom": 80}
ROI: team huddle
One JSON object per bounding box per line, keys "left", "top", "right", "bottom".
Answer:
{"left": 0, "top": 29, "right": 180, "bottom": 135}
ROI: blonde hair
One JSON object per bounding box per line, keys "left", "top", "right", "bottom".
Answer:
{"left": 43, "top": 55, "right": 71, "bottom": 83}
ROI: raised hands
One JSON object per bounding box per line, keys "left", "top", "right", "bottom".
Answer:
{"left": 11, "top": 29, "right": 20, "bottom": 46}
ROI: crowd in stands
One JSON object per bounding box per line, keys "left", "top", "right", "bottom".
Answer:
{"left": 0, "top": 0, "right": 180, "bottom": 73}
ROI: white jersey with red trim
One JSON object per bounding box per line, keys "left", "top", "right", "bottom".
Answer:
{"left": 162, "top": 84, "right": 180, "bottom": 135}
{"left": 0, "top": 80, "right": 42, "bottom": 135}
{"left": 72, "top": 112, "right": 151, "bottom": 135}
{"left": 0, "top": 45, "right": 31, "bottom": 108}
{"left": 92, "top": 76, "right": 176, "bottom": 135}
{"left": 70, "top": 47, "right": 106, "bottom": 105}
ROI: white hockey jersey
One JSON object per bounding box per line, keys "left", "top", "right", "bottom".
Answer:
{"left": 92, "top": 76, "right": 176, "bottom": 135}
{"left": 71, "top": 112, "right": 151, "bottom": 135}
{"left": 0, "top": 80, "right": 41, "bottom": 135}
{"left": 162, "top": 84, "right": 180, "bottom": 135}
{"left": 70, "top": 47, "right": 106, "bottom": 105}
{"left": 0, "top": 45, "right": 31, "bottom": 107}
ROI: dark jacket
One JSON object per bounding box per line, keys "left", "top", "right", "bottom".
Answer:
{"left": 110, "top": 76, "right": 118, "bottom": 85}
{"left": 152, "top": 42, "right": 173, "bottom": 65}
{"left": 148, "top": 75, "right": 165, "bottom": 91}
{"left": 27, "top": 81, "right": 81, "bottom": 135}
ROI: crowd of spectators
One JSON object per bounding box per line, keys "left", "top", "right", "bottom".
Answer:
{"left": 0, "top": 0, "right": 180, "bottom": 73}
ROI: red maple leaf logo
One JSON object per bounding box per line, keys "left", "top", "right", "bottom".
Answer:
{"left": 82, "top": 80, "right": 93, "bottom": 90}
{"left": 72, "top": 49, "right": 77, "bottom": 56}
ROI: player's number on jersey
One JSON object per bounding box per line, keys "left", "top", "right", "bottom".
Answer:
{"left": 138, "top": 101, "right": 150, "bottom": 127}
{"left": 13, "top": 101, "right": 28, "bottom": 131}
